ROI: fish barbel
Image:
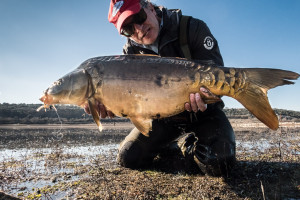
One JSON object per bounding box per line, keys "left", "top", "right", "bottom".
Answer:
{"left": 39, "top": 55, "right": 299, "bottom": 135}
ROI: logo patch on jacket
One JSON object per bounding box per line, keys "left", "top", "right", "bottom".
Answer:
{"left": 204, "top": 36, "right": 214, "bottom": 50}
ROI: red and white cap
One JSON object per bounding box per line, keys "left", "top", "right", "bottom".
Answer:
{"left": 108, "top": 0, "right": 141, "bottom": 33}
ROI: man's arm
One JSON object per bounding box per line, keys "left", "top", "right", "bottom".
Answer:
{"left": 189, "top": 18, "right": 224, "bottom": 66}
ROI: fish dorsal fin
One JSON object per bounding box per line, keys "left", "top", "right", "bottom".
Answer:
{"left": 88, "top": 98, "right": 103, "bottom": 132}
{"left": 130, "top": 117, "right": 153, "bottom": 136}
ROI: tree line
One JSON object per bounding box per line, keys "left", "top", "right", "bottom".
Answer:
{"left": 0, "top": 103, "right": 299, "bottom": 124}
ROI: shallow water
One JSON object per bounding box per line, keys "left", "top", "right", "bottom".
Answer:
{"left": 237, "top": 139, "right": 271, "bottom": 151}
{"left": 0, "top": 144, "right": 119, "bottom": 163}
{"left": 0, "top": 143, "right": 119, "bottom": 197}
{"left": 2, "top": 139, "right": 290, "bottom": 164}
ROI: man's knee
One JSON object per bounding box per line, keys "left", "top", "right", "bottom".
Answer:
{"left": 117, "top": 140, "right": 144, "bottom": 169}
{"left": 117, "top": 128, "right": 156, "bottom": 169}
{"left": 117, "top": 123, "right": 177, "bottom": 169}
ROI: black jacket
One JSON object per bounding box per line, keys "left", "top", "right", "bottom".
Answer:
{"left": 122, "top": 7, "right": 224, "bottom": 66}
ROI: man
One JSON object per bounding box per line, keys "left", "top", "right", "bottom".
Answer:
{"left": 100, "top": 0, "right": 235, "bottom": 176}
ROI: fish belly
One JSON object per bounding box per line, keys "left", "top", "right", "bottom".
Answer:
{"left": 96, "top": 59, "right": 202, "bottom": 119}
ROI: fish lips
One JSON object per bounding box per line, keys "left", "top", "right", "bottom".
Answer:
{"left": 40, "top": 78, "right": 71, "bottom": 105}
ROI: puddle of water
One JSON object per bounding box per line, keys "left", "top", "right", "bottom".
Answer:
{"left": 63, "top": 144, "right": 118, "bottom": 156}
{"left": 236, "top": 139, "right": 299, "bottom": 155}
{"left": 236, "top": 139, "right": 271, "bottom": 152}
{"left": 0, "top": 143, "right": 119, "bottom": 198}
{"left": 0, "top": 144, "right": 118, "bottom": 163}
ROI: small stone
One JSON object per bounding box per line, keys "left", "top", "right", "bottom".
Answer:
{"left": 51, "top": 176, "right": 58, "bottom": 183}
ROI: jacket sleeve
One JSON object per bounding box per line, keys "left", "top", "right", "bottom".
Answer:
{"left": 188, "top": 18, "right": 224, "bottom": 66}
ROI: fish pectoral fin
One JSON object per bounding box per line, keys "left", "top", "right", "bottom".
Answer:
{"left": 130, "top": 117, "right": 153, "bottom": 137}
{"left": 88, "top": 98, "right": 103, "bottom": 132}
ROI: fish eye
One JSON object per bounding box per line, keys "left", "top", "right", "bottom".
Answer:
{"left": 53, "top": 79, "right": 62, "bottom": 86}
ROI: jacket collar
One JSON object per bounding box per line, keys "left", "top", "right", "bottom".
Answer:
{"left": 158, "top": 7, "right": 182, "bottom": 50}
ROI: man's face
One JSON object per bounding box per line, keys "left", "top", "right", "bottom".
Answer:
{"left": 123, "top": 4, "right": 160, "bottom": 45}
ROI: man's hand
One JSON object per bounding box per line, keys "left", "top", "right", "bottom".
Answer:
{"left": 185, "top": 87, "right": 212, "bottom": 112}
{"left": 84, "top": 100, "right": 115, "bottom": 118}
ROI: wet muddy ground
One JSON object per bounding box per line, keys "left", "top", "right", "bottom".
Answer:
{"left": 0, "top": 121, "right": 299, "bottom": 200}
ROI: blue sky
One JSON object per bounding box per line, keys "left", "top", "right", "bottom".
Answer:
{"left": 0, "top": 0, "right": 299, "bottom": 111}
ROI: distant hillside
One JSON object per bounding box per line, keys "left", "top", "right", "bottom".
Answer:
{"left": 0, "top": 103, "right": 299, "bottom": 124}
{"left": 0, "top": 103, "right": 128, "bottom": 124}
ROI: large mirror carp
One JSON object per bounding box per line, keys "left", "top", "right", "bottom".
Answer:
{"left": 39, "top": 55, "right": 299, "bottom": 135}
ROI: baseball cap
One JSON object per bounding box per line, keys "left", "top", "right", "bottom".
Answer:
{"left": 108, "top": 0, "right": 141, "bottom": 33}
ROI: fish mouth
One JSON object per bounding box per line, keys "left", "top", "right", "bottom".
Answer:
{"left": 37, "top": 89, "right": 54, "bottom": 111}
{"left": 39, "top": 89, "right": 53, "bottom": 104}
{"left": 39, "top": 94, "right": 53, "bottom": 104}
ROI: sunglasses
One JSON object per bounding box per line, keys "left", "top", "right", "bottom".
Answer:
{"left": 121, "top": 8, "right": 147, "bottom": 37}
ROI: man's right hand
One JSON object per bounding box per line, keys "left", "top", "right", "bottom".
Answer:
{"left": 185, "top": 87, "right": 209, "bottom": 113}
{"left": 84, "top": 100, "right": 115, "bottom": 118}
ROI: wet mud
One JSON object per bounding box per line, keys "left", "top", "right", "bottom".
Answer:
{"left": 0, "top": 121, "right": 299, "bottom": 199}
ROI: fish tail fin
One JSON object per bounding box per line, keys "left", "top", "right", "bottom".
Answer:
{"left": 234, "top": 68, "right": 299, "bottom": 130}
{"left": 88, "top": 98, "right": 103, "bottom": 132}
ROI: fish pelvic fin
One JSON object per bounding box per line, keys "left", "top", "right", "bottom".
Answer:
{"left": 130, "top": 117, "right": 153, "bottom": 137}
{"left": 234, "top": 68, "right": 299, "bottom": 130}
{"left": 88, "top": 98, "right": 103, "bottom": 132}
